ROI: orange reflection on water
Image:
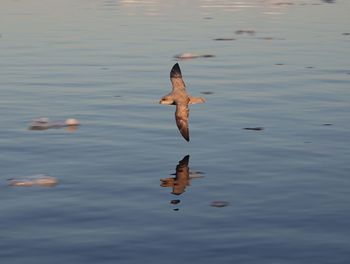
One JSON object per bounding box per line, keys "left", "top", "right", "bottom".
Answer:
{"left": 160, "top": 155, "right": 204, "bottom": 197}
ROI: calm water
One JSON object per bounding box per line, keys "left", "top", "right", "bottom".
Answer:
{"left": 1, "top": 0, "right": 350, "bottom": 263}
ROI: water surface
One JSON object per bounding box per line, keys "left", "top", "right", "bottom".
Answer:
{"left": 1, "top": 0, "right": 350, "bottom": 263}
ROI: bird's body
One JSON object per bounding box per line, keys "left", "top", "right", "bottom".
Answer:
{"left": 159, "top": 63, "right": 205, "bottom": 141}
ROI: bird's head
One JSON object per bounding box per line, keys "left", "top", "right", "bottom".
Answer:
{"left": 159, "top": 96, "right": 175, "bottom": 105}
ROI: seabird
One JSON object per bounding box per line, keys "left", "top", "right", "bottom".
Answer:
{"left": 159, "top": 63, "right": 205, "bottom": 141}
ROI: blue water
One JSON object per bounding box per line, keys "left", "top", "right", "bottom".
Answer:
{"left": 1, "top": 0, "right": 350, "bottom": 263}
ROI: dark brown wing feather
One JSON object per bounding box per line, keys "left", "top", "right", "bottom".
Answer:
{"left": 170, "top": 63, "right": 182, "bottom": 78}
{"left": 175, "top": 103, "right": 190, "bottom": 141}
{"left": 170, "top": 63, "right": 186, "bottom": 91}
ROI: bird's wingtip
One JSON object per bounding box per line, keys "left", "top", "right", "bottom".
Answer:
{"left": 170, "top": 63, "right": 182, "bottom": 78}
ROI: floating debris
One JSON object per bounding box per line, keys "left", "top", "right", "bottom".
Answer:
{"left": 201, "top": 54, "right": 215, "bottom": 58}
{"left": 260, "top": 37, "right": 274, "bottom": 40}
{"left": 235, "top": 30, "right": 256, "bottom": 35}
{"left": 322, "top": 123, "right": 333, "bottom": 126}
{"left": 65, "top": 118, "right": 79, "bottom": 126}
{"left": 243, "top": 127, "right": 264, "bottom": 131}
{"left": 211, "top": 201, "right": 230, "bottom": 208}
{"left": 174, "top": 53, "right": 215, "bottom": 60}
{"left": 257, "top": 37, "right": 285, "bottom": 41}
{"left": 29, "top": 117, "right": 80, "bottom": 131}
{"left": 274, "top": 2, "right": 295, "bottom": 5}
{"left": 305, "top": 66, "right": 315, "bottom": 69}
{"left": 174, "top": 53, "right": 200, "bottom": 59}
{"left": 275, "top": 63, "right": 285, "bottom": 66}
{"left": 342, "top": 33, "right": 350, "bottom": 36}
{"left": 8, "top": 174, "right": 58, "bottom": 187}
{"left": 201, "top": 91, "right": 214, "bottom": 95}
{"left": 213, "top": 38, "right": 235, "bottom": 41}
{"left": 171, "top": 199, "right": 181, "bottom": 205}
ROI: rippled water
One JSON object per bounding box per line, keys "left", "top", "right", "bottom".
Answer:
{"left": 1, "top": 0, "right": 350, "bottom": 263}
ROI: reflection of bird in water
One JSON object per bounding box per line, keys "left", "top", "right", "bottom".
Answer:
{"left": 160, "top": 155, "right": 204, "bottom": 196}
{"left": 161, "top": 155, "right": 190, "bottom": 195}
{"left": 159, "top": 63, "right": 205, "bottom": 141}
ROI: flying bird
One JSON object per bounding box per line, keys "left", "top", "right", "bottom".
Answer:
{"left": 159, "top": 63, "right": 205, "bottom": 141}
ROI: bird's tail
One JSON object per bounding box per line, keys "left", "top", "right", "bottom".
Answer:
{"left": 189, "top": 96, "right": 206, "bottom": 104}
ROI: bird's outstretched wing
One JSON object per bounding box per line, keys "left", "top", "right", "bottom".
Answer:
{"left": 175, "top": 103, "right": 190, "bottom": 141}
{"left": 170, "top": 63, "right": 186, "bottom": 91}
